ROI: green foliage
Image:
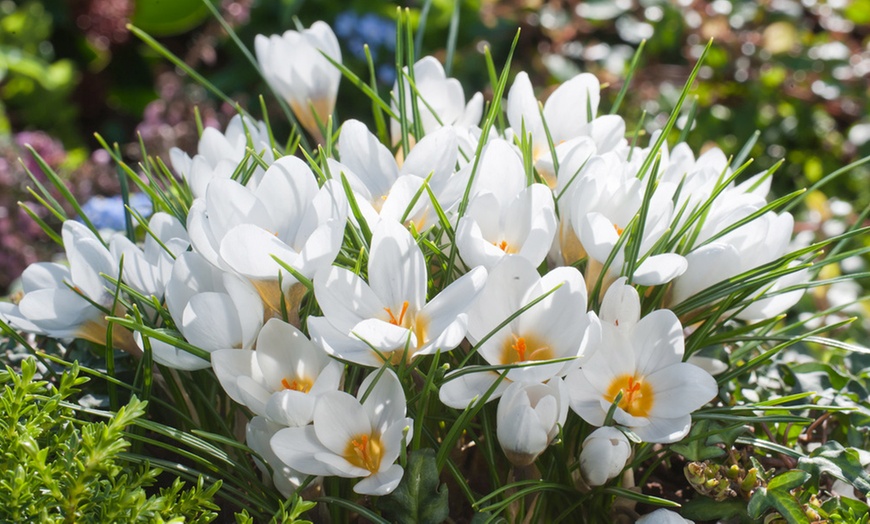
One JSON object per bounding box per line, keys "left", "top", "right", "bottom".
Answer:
{"left": 0, "top": 1, "right": 77, "bottom": 144}
{"left": 131, "top": 0, "right": 213, "bottom": 37}
{"left": 377, "top": 449, "right": 449, "bottom": 524}
{"left": 748, "top": 470, "right": 813, "bottom": 523}
{"left": 0, "top": 359, "right": 221, "bottom": 523}
{"left": 798, "top": 441, "right": 870, "bottom": 495}
{"left": 234, "top": 495, "right": 316, "bottom": 524}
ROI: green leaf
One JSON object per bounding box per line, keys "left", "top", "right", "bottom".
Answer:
{"left": 766, "top": 487, "right": 810, "bottom": 524}
{"left": 798, "top": 441, "right": 870, "bottom": 494}
{"left": 377, "top": 449, "right": 449, "bottom": 524}
{"left": 132, "top": 0, "right": 210, "bottom": 36}
{"left": 747, "top": 487, "right": 771, "bottom": 519}
{"left": 671, "top": 440, "right": 726, "bottom": 461}
{"left": 767, "top": 470, "right": 811, "bottom": 492}
{"left": 749, "top": 470, "right": 812, "bottom": 524}
{"left": 681, "top": 498, "right": 750, "bottom": 522}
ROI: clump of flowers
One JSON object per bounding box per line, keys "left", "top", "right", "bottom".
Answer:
{"left": 2, "top": 14, "right": 867, "bottom": 523}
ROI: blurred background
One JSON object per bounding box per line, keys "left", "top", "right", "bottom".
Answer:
{"left": 0, "top": 0, "right": 867, "bottom": 297}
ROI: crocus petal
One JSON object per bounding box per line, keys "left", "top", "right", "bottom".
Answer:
{"left": 630, "top": 309, "right": 684, "bottom": 376}
{"left": 670, "top": 243, "right": 741, "bottom": 305}
{"left": 19, "top": 288, "right": 95, "bottom": 334}
{"left": 420, "top": 266, "right": 487, "bottom": 346}
{"left": 313, "top": 390, "right": 372, "bottom": 454}
{"left": 315, "top": 266, "right": 384, "bottom": 332}
{"left": 357, "top": 368, "right": 406, "bottom": 436}
{"left": 145, "top": 335, "right": 211, "bottom": 371}
{"left": 211, "top": 348, "right": 259, "bottom": 406}
{"left": 497, "top": 386, "right": 550, "bottom": 466}
{"left": 400, "top": 126, "right": 458, "bottom": 180}
{"left": 182, "top": 293, "right": 243, "bottom": 350}
{"left": 467, "top": 257, "right": 539, "bottom": 344}
{"left": 308, "top": 316, "right": 386, "bottom": 367}
{"left": 632, "top": 414, "right": 693, "bottom": 444}
{"left": 543, "top": 73, "right": 600, "bottom": 141}
{"left": 220, "top": 224, "right": 300, "bottom": 280}
{"left": 351, "top": 318, "right": 417, "bottom": 356}
{"left": 339, "top": 119, "right": 398, "bottom": 197}
{"left": 271, "top": 425, "right": 336, "bottom": 477}
{"left": 237, "top": 374, "right": 272, "bottom": 416}
{"left": 598, "top": 277, "right": 640, "bottom": 330}
{"left": 21, "top": 262, "right": 69, "bottom": 293}
{"left": 645, "top": 363, "right": 718, "bottom": 418}
{"left": 265, "top": 389, "right": 317, "bottom": 427}
{"left": 368, "top": 219, "right": 426, "bottom": 312}
{"left": 580, "top": 427, "right": 631, "bottom": 486}
{"left": 256, "top": 318, "right": 325, "bottom": 390}
{"left": 439, "top": 370, "right": 508, "bottom": 409}
{"left": 354, "top": 464, "right": 404, "bottom": 496}
{"left": 632, "top": 254, "right": 688, "bottom": 286}
{"left": 506, "top": 72, "right": 542, "bottom": 142}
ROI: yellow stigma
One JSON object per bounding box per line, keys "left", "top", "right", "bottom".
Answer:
{"left": 501, "top": 334, "right": 554, "bottom": 365}
{"left": 280, "top": 377, "right": 313, "bottom": 393}
{"left": 605, "top": 374, "right": 654, "bottom": 418}
{"left": 344, "top": 433, "right": 383, "bottom": 473}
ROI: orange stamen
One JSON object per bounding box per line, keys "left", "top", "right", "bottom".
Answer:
{"left": 605, "top": 374, "right": 654, "bottom": 418}
{"left": 281, "top": 377, "right": 312, "bottom": 393}
{"left": 495, "top": 240, "right": 509, "bottom": 252}
{"left": 502, "top": 333, "right": 554, "bottom": 365}
{"left": 614, "top": 224, "right": 624, "bottom": 236}
{"left": 346, "top": 433, "right": 383, "bottom": 472}
{"left": 385, "top": 301, "right": 409, "bottom": 326}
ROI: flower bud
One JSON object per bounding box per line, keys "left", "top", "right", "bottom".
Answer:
{"left": 579, "top": 427, "right": 631, "bottom": 486}
{"left": 496, "top": 380, "right": 569, "bottom": 466}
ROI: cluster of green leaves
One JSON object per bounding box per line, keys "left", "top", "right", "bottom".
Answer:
{"left": 0, "top": 358, "right": 221, "bottom": 522}
{"left": 0, "top": 1, "right": 77, "bottom": 144}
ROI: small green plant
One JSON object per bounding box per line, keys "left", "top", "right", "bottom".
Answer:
{"left": 0, "top": 359, "right": 221, "bottom": 523}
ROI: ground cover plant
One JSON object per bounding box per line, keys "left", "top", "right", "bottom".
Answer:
{"left": 1, "top": 1, "right": 869, "bottom": 522}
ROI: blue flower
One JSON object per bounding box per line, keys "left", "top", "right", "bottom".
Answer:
{"left": 79, "top": 193, "right": 153, "bottom": 231}
{"left": 334, "top": 11, "right": 357, "bottom": 39}
{"left": 377, "top": 63, "right": 396, "bottom": 85}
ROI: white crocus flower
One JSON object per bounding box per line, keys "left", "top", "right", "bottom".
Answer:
{"left": 2, "top": 221, "right": 135, "bottom": 352}
{"left": 580, "top": 427, "right": 632, "bottom": 486}
{"left": 271, "top": 368, "right": 413, "bottom": 496}
{"left": 211, "top": 318, "right": 343, "bottom": 427}
{"left": 109, "top": 212, "right": 189, "bottom": 299}
{"left": 390, "top": 56, "right": 483, "bottom": 144}
{"left": 547, "top": 140, "right": 601, "bottom": 267}
{"left": 454, "top": 138, "right": 558, "bottom": 270}
{"left": 670, "top": 211, "right": 806, "bottom": 321}
{"left": 247, "top": 416, "right": 305, "bottom": 497}
{"left": 330, "top": 120, "right": 460, "bottom": 229}
{"left": 148, "top": 252, "right": 263, "bottom": 370}
{"left": 170, "top": 114, "right": 274, "bottom": 199}
{"left": 439, "top": 257, "right": 597, "bottom": 409}
{"left": 309, "top": 219, "right": 487, "bottom": 367}
{"left": 256, "top": 21, "right": 341, "bottom": 143}
{"left": 565, "top": 279, "right": 717, "bottom": 444}
{"left": 569, "top": 153, "right": 687, "bottom": 288}
{"left": 637, "top": 509, "right": 695, "bottom": 524}
{"left": 187, "top": 156, "right": 346, "bottom": 318}
{"left": 506, "top": 71, "right": 625, "bottom": 186}
{"left": 496, "top": 379, "right": 569, "bottom": 466}
{"left": 456, "top": 183, "right": 557, "bottom": 270}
